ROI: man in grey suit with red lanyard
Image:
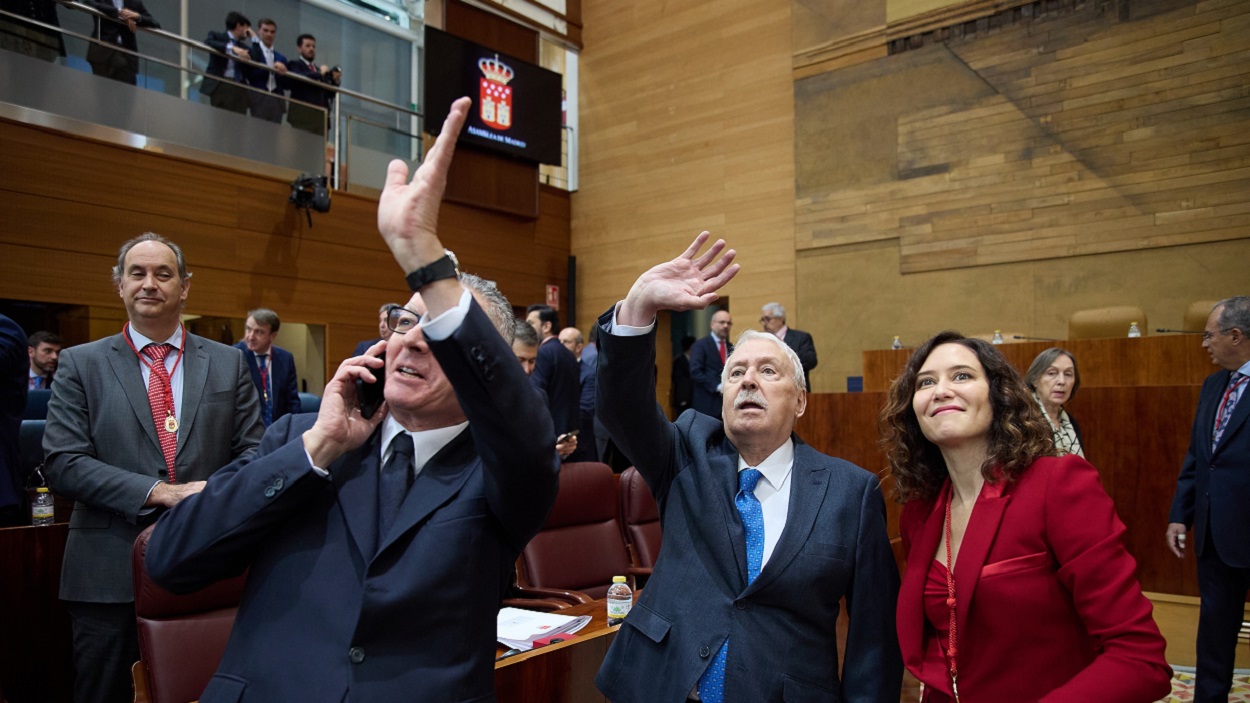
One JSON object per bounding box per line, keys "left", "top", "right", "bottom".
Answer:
{"left": 44, "top": 233, "right": 263, "bottom": 703}
{"left": 1168, "top": 295, "right": 1250, "bottom": 702}
{"left": 594, "top": 233, "right": 902, "bottom": 702}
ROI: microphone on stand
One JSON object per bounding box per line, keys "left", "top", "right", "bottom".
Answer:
{"left": 1155, "top": 328, "right": 1203, "bottom": 334}
{"left": 1012, "top": 335, "right": 1060, "bottom": 341}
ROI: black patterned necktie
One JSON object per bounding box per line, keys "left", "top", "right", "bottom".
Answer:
{"left": 378, "top": 433, "right": 415, "bottom": 540}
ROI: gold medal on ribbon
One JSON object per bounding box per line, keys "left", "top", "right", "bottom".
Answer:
{"left": 164, "top": 415, "right": 179, "bottom": 433}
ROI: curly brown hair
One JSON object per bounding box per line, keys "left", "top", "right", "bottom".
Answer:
{"left": 879, "top": 331, "right": 1055, "bottom": 503}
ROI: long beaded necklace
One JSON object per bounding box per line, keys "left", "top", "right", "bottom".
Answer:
{"left": 943, "top": 482, "right": 961, "bottom": 703}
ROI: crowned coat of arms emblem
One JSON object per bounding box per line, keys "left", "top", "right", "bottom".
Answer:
{"left": 478, "top": 55, "right": 514, "bottom": 130}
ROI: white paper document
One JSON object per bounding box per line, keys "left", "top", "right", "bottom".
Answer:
{"left": 496, "top": 607, "right": 592, "bottom": 651}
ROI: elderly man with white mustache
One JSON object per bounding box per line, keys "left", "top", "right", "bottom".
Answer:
{"left": 592, "top": 233, "right": 902, "bottom": 703}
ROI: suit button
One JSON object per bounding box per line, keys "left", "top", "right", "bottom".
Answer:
{"left": 735, "top": 600, "right": 747, "bottom": 610}
{"left": 349, "top": 646, "right": 365, "bottom": 664}
{"left": 273, "top": 477, "right": 285, "bottom": 490}
{"left": 698, "top": 645, "right": 710, "bottom": 658}
{"left": 264, "top": 487, "right": 276, "bottom": 498}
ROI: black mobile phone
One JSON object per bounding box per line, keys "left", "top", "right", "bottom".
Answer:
{"left": 355, "top": 354, "right": 385, "bottom": 419}
{"left": 556, "top": 430, "right": 579, "bottom": 444}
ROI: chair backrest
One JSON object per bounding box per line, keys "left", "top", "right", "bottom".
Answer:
{"left": 619, "top": 467, "right": 661, "bottom": 569}
{"left": 297, "top": 392, "right": 321, "bottom": 413}
{"left": 23, "top": 389, "right": 50, "bottom": 420}
{"left": 18, "top": 419, "right": 45, "bottom": 481}
{"left": 1184, "top": 300, "right": 1220, "bottom": 333}
{"left": 518, "top": 461, "right": 632, "bottom": 599}
{"left": 132, "top": 525, "right": 246, "bottom": 703}
{"left": 1068, "top": 306, "right": 1147, "bottom": 339}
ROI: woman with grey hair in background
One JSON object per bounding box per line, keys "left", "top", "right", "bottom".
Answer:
{"left": 1025, "top": 347, "right": 1084, "bottom": 457}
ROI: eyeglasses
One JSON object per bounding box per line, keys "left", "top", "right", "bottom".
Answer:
{"left": 1202, "top": 327, "right": 1236, "bottom": 342}
{"left": 385, "top": 305, "right": 423, "bottom": 335}
{"left": 759, "top": 316, "right": 773, "bottom": 324}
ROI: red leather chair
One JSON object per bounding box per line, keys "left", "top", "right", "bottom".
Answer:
{"left": 619, "top": 467, "right": 661, "bottom": 573}
{"left": 131, "top": 525, "right": 246, "bottom": 703}
{"left": 515, "top": 461, "right": 638, "bottom": 604}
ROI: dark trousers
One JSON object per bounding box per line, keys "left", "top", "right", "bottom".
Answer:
{"left": 287, "top": 102, "right": 326, "bottom": 135}
{"left": 87, "top": 46, "right": 138, "bottom": 85}
{"left": 1195, "top": 530, "right": 1250, "bottom": 702}
{"left": 249, "top": 90, "right": 285, "bottom": 123}
{"left": 66, "top": 600, "right": 138, "bottom": 703}
{"left": 209, "top": 82, "right": 249, "bottom": 114}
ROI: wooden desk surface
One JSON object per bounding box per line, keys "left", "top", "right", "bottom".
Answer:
{"left": 494, "top": 598, "right": 625, "bottom": 703}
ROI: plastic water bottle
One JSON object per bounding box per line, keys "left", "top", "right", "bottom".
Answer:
{"left": 32, "top": 487, "right": 54, "bottom": 526}
{"left": 1127, "top": 321, "right": 1142, "bottom": 338}
{"left": 891, "top": 336, "right": 902, "bottom": 350}
{"left": 606, "top": 575, "right": 632, "bottom": 625}
{"left": 991, "top": 330, "right": 1004, "bottom": 345}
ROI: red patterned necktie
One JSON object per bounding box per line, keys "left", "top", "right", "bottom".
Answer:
{"left": 142, "top": 343, "right": 178, "bottom": 483}
{"left": 1213, "top": 372, "right": 1247, "bottom": 449}
{"left": 718, "top": 338, "right": 726, "bottom": 364}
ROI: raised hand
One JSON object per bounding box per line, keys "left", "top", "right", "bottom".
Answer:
{"left": 617, "top": 231, "right": 739, "bottom": 327}
{"left": 377, "top": 97, "right": 471, "bottom": 275}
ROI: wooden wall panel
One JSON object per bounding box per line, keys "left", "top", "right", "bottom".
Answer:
{"left": 574, "top": 0, "right": 797, "bottom": 406}
{"left": 796, "top": 0, "right": 1250, "bottom": 271}
{"left": 0, "top": 118, "right": 570, "bottom": 376}
{"left": 861, "top": 335, "right": 1213, "bottom": 392}
{"left": 797, "top": 386, "right": 1201, "bottom": 597}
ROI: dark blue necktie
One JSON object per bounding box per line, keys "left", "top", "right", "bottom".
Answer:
{"left": 378, "top": 433, "right": 414, "bottom": 543}
{"left": 698, "top": 468, "right": 764, "bottom": 703}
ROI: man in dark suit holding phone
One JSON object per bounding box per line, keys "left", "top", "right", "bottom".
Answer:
{"left": 146, "top": 98, "right": 560, "bottom": 702}
{"left": 1167, "top": 296, "right": 1250, "bottom": 701}
{"left": 593, "top": 233, "right": 901, "bottom": 703}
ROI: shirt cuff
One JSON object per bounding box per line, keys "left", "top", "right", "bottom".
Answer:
{"left": 303, "top": 446, "right": 331, "bottom": 479}
{"left": 420, "top": 288, "right": 472, "bottom": 341}
{"left": 139, "top": 482, "right": 159, "bottom": 515}
{"left": 609, "top": 302, "right": 654, "bottom": 337}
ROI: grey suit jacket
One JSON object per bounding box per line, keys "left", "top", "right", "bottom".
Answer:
{"left": 44, "top": 330, "right": 263, "bottom": 602}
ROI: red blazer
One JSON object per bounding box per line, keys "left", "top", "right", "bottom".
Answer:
{"left": 896, "top": 455, "right": 1171, "bottom": 703}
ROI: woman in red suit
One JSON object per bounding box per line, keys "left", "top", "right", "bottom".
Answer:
{"left": 880, "top": 331, "right": 1171, "bottom": 703}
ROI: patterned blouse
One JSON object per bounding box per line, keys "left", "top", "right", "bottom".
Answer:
{"left": 1034, "top": 392, "right": 1084, "bottom": 458}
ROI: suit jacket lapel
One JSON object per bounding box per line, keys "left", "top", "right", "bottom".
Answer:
{"left": 106, "top": 334, "right": 162, "bottom": 455}
{"left": 954, "top": 479, "right": 1009, "bottom": 640}
{"left": 333, "top": 430, "right": 383, "bottom": 561}
{"left": 376, "top": 427, "right": 478, "bottom": 556}
{"left": 702, "top": 443, "right": 748, "bottom": 589}
{"left": 897, "top": 492, "right": 945, "bottom": 681}
{"left": 745, "top": 441, "right": 827, "bottom": 595}
{"left": 177, "top": 335, "right": 210, "bottom": 453}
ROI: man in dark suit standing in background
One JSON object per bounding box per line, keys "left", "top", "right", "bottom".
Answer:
{"left": 760, "top": 303, "right": 817, "bottom": 391}
{"left": 234, "top": 308, "right": 300, "bottom": 427}
{"left": 146, "top": 98, "right": 559, "bottom": 702}
{"left": 594, "top": 232, "right": 902, "bottom": 703}
{"left": 27, "top": 330, "right": 61, "bottom": 389}
{"left": 689, "top": 308, "right": 732, "bottom": 418}
{"left": 202, "top": 11, "right": 254, "bottom": 114}
{"left": 353, "top": 302, "right": 399, "bottom": 357}
{"left": 286, "top": 33, "right": 341, "bottom": 134}
{"left": 526, "top": 304, "right": 580, "bottom": 441}
{"left": 245, "top": 18, "right": 287, "bottom": 123}
{"left": 1167, "top": 295, "right": 1250, "bottom": 702}
{"left": 671, "top": 334, "right": 695, "bottom": 416}
{"left": 43, "top": 233, "right": 263, "bottom": 703}
{"left": 83, "top": 0, "right": 158, "bottom": 84}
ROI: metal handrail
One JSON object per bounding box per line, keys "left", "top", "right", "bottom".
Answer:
{"left": 342, "top": 113, "right": 424, "bottom": 193}
{"left": 53, "top": 0, "right": 422, "bottom": 120}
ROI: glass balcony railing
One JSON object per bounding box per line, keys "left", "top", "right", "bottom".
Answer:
{"left": 0, "top": 0, "right": 423, "bottom": 189}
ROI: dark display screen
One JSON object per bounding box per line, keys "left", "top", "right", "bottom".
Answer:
{"left": 423, "top": 27, "right": 563, "bottom": 165}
